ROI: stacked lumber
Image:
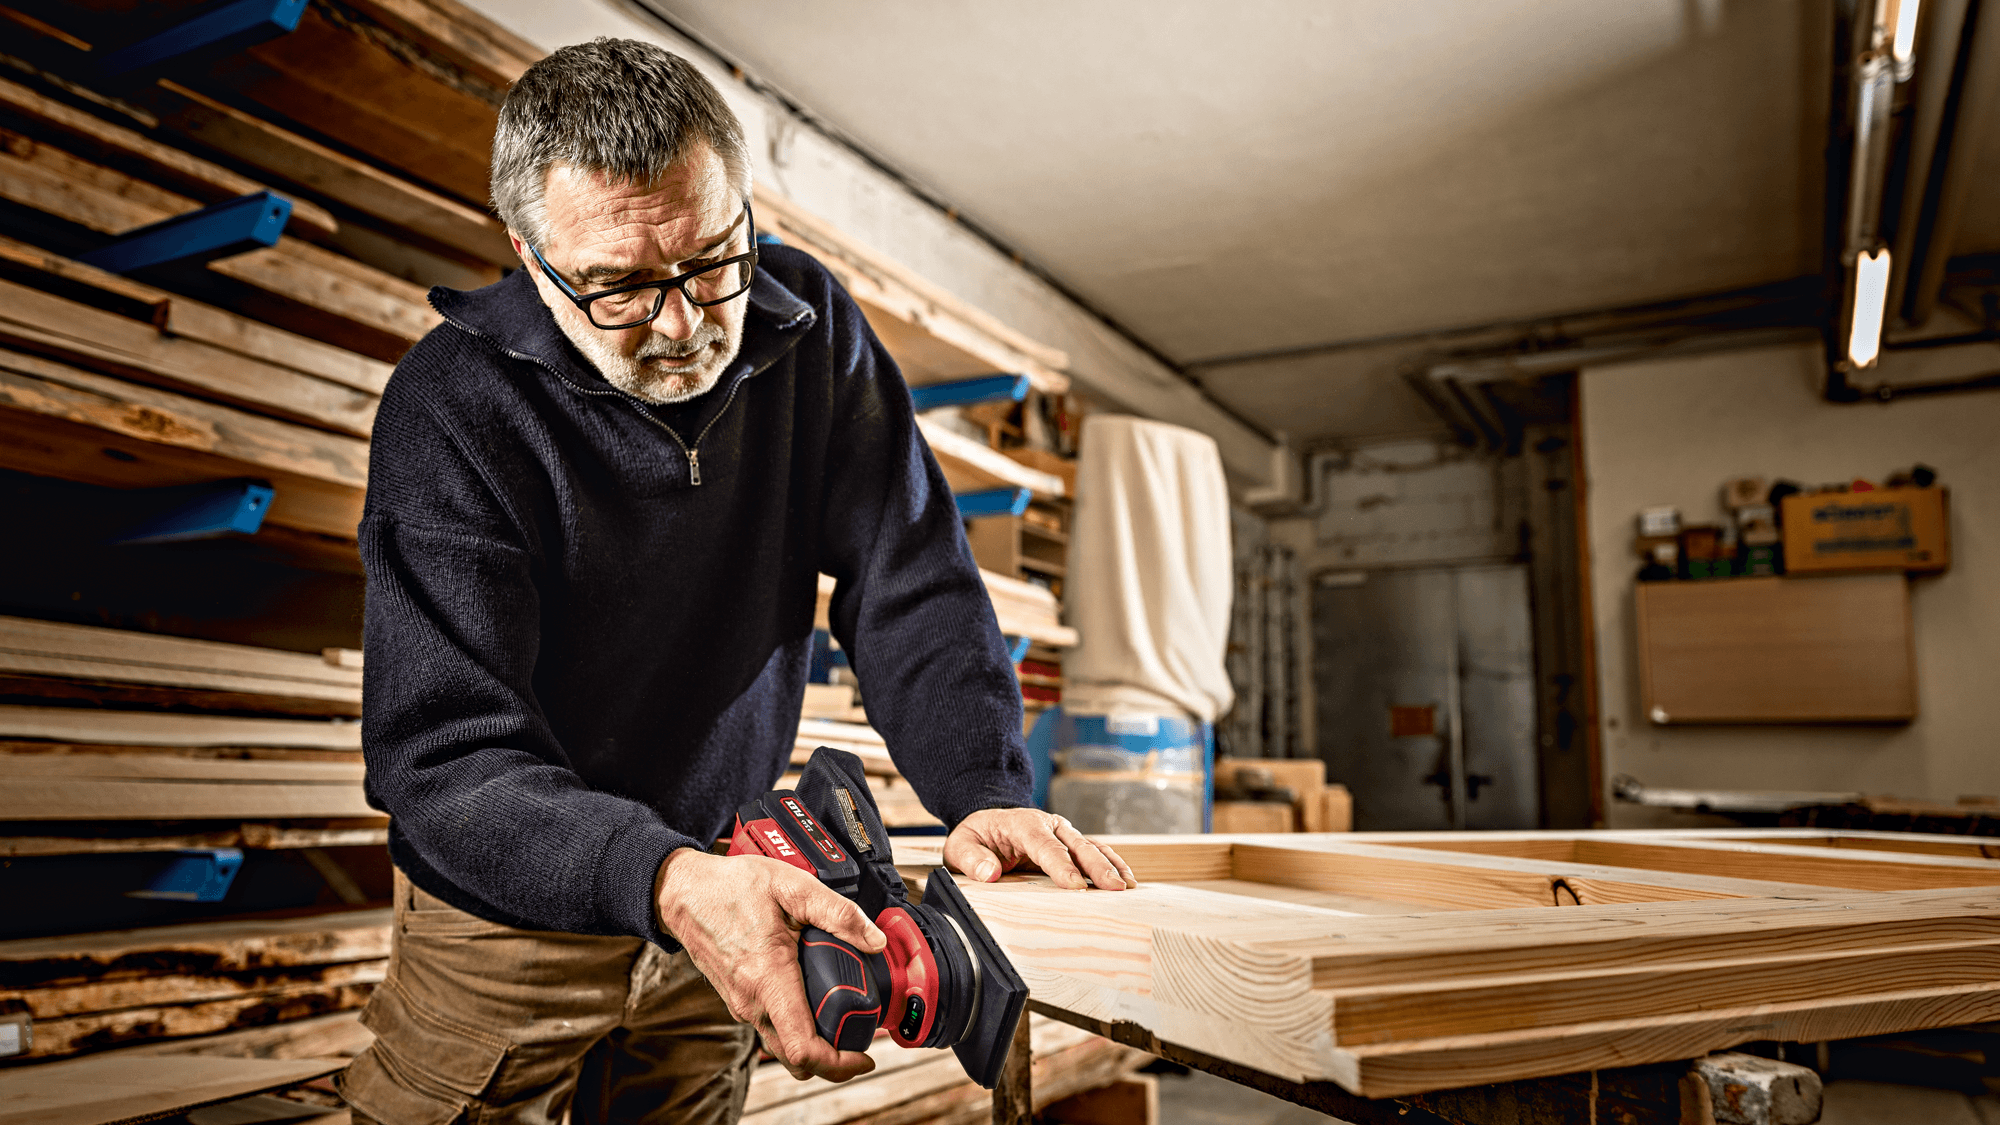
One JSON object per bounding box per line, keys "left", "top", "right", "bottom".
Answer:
{"left": 0, "top": 0, "right": 1083, "bottom": 1091}
{"left": 0, "top": 908, "right": 389, "bottom": 1061}
{"left": 1211, "top": 756, "right": 1353, "bottom": 834}
{"left": 741, "top": 1014, "right": 1149, "bottom": 1125}
{"left": 887, "top": 828, "right": 2000, "bottom": 1098}
{"left": 788, "top": 718, "right": 938, "bottom": 830}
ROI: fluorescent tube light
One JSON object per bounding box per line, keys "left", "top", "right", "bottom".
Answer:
{"left": 1893, "top": 0, "right": 1920, "bottom": 80}
{"left": 1848, "top": 248, "right": 1891, "bottom": 369}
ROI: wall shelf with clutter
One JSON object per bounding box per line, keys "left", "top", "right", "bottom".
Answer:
{"left": 1630, "top": 467, "right": 1948, "bottom": 726}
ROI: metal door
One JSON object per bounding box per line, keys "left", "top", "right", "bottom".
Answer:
{"left": 1312, "top": 565, "right": 1539, "bottom": 831}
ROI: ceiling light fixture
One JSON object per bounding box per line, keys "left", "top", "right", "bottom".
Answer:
{"left": 1848, "top": 248, "right": 1892, "bottom": 368}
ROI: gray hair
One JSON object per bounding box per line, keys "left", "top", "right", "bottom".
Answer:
{"left": 491, "top": 38, "right": 751, "bottom": 249}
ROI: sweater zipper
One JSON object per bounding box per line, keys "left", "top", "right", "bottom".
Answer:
{"left": 438, "top": 312, "right": 757, "bottom": 487}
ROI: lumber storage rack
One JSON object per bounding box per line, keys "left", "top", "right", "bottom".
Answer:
{"left": 893, "top": 827, "right": 2000, "bottom": 1124}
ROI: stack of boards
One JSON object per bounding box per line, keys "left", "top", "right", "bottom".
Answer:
{"left": 895, "top": 828, "right": 2000, "bottom": 1098}
{"left": 0, "top": 0, "right": 1093, "bottom": 1089}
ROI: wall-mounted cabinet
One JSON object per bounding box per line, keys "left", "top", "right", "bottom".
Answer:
{"left": 1635, "top": 574, "right": 1915, "bottom": 724}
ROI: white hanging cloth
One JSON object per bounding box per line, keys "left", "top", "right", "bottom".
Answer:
{"left": 1060, "top": 414, "right": 1235, "bottom": 723}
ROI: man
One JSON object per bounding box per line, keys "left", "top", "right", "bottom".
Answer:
{"left": 339, "top": 38, "right": 1134, "bottom": 1125}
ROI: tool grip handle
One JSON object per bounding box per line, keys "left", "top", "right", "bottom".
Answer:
{"left": 797, "top": 926, "right": 884, "bottom": 1053}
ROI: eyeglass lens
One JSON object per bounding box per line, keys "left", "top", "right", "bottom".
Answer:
{"left": 586, "top": 260, "right": 754, "bottom": 329}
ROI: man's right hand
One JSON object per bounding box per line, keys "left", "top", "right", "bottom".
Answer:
{"left": 655, "top": 847, "right": 885, "bottom": 1082}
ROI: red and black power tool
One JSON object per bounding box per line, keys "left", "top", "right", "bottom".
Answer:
{"left": 727, "top": 746, "right": 1027, "bottom": 1089}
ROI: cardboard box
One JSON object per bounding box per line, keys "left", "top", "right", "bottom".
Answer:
{"left": 1781, "top": 488, "right": 1949, "bottom": 574}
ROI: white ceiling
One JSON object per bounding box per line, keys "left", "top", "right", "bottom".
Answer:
{"left": 650, "top": 1, "right": 1834, "bottom": 444}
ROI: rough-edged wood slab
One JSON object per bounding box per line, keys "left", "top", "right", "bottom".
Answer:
{"left": 0, "top": 909, "right": 390, "bottom": 989}
{"left": 0, "top": 347, "right": 366, "bottom": 539}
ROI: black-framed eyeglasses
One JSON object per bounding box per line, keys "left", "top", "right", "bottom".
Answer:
{"left": 528, "top": 201, "right": 759, "bottom": 330}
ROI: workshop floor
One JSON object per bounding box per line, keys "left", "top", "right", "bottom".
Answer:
{"left": 1152, "top": 1072, "right": 2000, "bottom": 1124}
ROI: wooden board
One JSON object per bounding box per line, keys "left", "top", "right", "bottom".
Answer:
{"left": 917, "top": 416, "right": 1065, "bottom": 499}
{"left": 753, "top": 186, "right": 1069, "bottom": 396}
{"left": 0, "top": 706, "right": 358, "bottom": 750}
{"left": 0, "top": 753, "right": 371, "bottom": 820}
{"left": 0, "top": 131, "right": 437, "bottom": 357}
{"left": 1635, "top": 575, "right": 1916, "bottom": 723}
{"left": 0, "top": 1054, "right": 340, "bottom": 1125}
{"left": 0, "top": 616, "right": 362, "bottom": 714}
{"left": 899, "top": 829, "right": 2000, "bottom": 1098}
{"left": 0, "top": 277, "right": 376, "bottom": 436}
{"left": 0, "top": 234, "right": 392, "bottom": 396}
{"left": 1, "top": 822, "right": 387, "bottom": 858}
{"left": 0, "top": 74, "right": 338, "bottom": 241}
{"left": 0, "top": 346, "right": 367, "bottom": 539}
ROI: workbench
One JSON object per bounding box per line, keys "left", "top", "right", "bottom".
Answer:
{"left": 887, "top": 829, "right": 2000, "bottom": 1125}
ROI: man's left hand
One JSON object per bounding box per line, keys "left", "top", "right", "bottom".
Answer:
{"left": 943, "top": 808, "right": 1137, "bottom": 890}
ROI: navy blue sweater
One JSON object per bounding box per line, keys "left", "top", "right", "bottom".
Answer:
{"left": 359, "top": 247, "right": 1031, "bottom": 947}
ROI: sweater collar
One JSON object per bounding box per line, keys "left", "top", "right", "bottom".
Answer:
{"left": 428, "top": 265, "right": 817, "bottom": 393}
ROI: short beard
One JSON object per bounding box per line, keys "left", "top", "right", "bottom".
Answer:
{"left": 558, "top": 312, "right": 741, "bottom": 405}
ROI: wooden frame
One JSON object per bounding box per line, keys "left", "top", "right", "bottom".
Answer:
{"left": 895, "top": 828, "right": 2000, "bottom": 1099}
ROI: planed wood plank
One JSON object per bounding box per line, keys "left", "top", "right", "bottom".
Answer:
{"left": 1, "top": 822, "right": 388, "bottom": 857}
{"left": 0, "top": 775, "right": 373, "bottom": 820}
{"left": 0, "top": 706, "right": 359, "bottom": 750}
{"left": 0, "top": 234, "right": 392, "bottom": 395}
{"left": 0, "top": 615, "right": 362, "bottom": 705}
{"left": 1325, "top": 938, "right": 2000, "bottom": 1046}
{"left": 142, "top": 81, "right": 511, "bottom": 266}
{"left": 1228, "top": 840, "right": 1822, "bottom": 909}
{"left": 0, "top": 754, "right": 361, "bottom": 782}
{"left": 0, "top": 277, "right": 376, "bottom": 435}
{"left": 0, "top": 346, "right": 366, "bottom": 538}
{"left": 1344, "top": 980, "right": 2000, "bottom": 1097}
{"left": 1389, "top": 835, "right": 2000, "bottom": 893}
{"left": 0, "top": 74, "right": 337, "bottom": 240}
{"left": 0, "top": 1054, "right": 341, "bottom": 1125}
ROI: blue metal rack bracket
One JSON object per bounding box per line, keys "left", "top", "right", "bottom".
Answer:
{"left": 77, "top": 191, "right": 293, "bottom": 274}
{"left": 907, "top": 373, "right": 1031, "bottom": 413}
{"left": 127, "top": 848, "right": 244, "bottom": 902}
{"left": 96, "top": 0, "right": 310, "bottom": 77}
{"left": 954, "top": 487, "right": 1032, "bottom": 519}
{"left": 110, "top": 478, "right": 274, "bottom": 544}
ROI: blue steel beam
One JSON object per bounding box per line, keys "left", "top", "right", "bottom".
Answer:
{"left": 110, "top": 479, "right": 275, "bottom": 544}
{"left": 96, "top": 0, "right": 309, "bottom": 77}
{"left": 127, "top": 849, "right": 244, "bottom": 902}
{"left": 954, "top": 487, "right": 1031, "bottom": 519}
{"left": 908, "top": 373, "right": 1030, "bottom": 413}
{"left": 78, "top": 192, "right": 292, "bottom": 274}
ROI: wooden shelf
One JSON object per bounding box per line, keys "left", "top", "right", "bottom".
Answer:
{"left": 754, "top": 187, "right": 1069, "bottom": 395}
{"left": 916, "top": 416, "right": 1065, "bottom": 499}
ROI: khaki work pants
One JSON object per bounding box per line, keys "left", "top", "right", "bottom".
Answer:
{"left": 339, "top": 869, "right": 756, "bottom": 1125}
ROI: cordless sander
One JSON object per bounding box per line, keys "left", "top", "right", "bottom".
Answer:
{"left": 726, "top": 746, "right": 1028, "bottom": 1088}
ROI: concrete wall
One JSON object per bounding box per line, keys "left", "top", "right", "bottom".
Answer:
{"left": 1580, "top": 343, "right": 2000, "bottom": 826}
{"left": 459, "top": 0, "right": 1281, "bottom": 488}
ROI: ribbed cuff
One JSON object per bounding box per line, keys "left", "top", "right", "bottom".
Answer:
{"left": 594, "top": 812, "right": 700, "bottom": 950}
